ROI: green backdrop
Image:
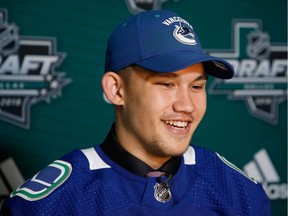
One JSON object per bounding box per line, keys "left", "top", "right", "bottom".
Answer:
{"left": 0, "top": 0, "right": 286, "bottom": 215}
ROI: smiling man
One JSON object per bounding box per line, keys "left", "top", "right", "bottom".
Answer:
{"left": 1, "top": 10, "right": 271, "bottom": 216}
{"left": 103, "top": 64, "right": 207, "bottom": 169}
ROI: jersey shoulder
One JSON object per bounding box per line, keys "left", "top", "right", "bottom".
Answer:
{"left": 10, "top": 148, "right": 90, "bottom": 202}
{"left": 192, "top": 145, "right": 258, "bottom": 184}
{"left": 1, "top": 147, "right": 117, "bottom": 215}
{"left": 188, "top": 145, "right": 270, "bottom": 215}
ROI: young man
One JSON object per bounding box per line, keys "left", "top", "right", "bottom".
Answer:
{"left": 0, "top": 10, "right": 271, "bottom": 215}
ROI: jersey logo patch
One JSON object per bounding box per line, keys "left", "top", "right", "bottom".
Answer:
{"left": 11, "top": 160, "right": 72, "bottom": 201}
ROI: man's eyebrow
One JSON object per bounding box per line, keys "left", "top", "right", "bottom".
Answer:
{"left": 149, "top": 72, "right": 178, "bottom": 78}
{"left": 195, "top": 74, "right": 208, "bottom": 81}
{"left": 149, "top": 72, "right": 208, "bottom": 81}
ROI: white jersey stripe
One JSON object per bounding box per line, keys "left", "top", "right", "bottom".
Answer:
{"left": 81, "top": 148, "right": 111, "bottom": 170}
{"left": 183, "top": 146, "right": 196, "bottom": 165}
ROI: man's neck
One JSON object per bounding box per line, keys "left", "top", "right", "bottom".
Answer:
{"left": 100, "top": 124, "right": 181, "bottom": 176}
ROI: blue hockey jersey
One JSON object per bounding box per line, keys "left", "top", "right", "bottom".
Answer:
{"left": 0, "top": 145, "right": 271, "bottom": 215}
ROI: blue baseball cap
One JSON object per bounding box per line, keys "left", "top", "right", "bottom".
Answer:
{"left": 105, "top": 10, "right": 235, "bottom": 79}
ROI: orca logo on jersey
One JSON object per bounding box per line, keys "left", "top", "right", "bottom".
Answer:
{"left": 11, "top": 160, "right": 72, "bottom": 201}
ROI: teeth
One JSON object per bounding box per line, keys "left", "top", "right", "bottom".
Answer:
{"left": 164, "top": 121, "right": 188, "bottom": 128}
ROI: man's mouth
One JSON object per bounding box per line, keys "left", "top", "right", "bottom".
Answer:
{"left": 163, "top": 120, "right": 189, "bottom": 129}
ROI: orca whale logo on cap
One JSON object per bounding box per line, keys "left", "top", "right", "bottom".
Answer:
{"left": 173, "top": 22, "right": 197, "bottom": 45}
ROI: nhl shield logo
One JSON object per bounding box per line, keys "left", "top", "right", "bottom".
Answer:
{"left": 0, "top": 14, "right": 19, "bottom": 55}
{"left": 153, "top": 182, "right": 171, "bottom": 203}
{"left": 247, "top": 31, "right": 271, "bottom": 60}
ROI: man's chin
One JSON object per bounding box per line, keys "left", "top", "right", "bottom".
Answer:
{"left": 160, "top": 144, "right": 191, "bottom": 158}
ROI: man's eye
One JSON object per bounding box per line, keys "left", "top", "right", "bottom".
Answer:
{"left": 193, "top": 85, "right": 202, "bottom": 89}
{"left": 161, "top": 82, "right": 174, "bottom": 87}
{"left": 191, "top": 85, "right": 205, "bottom": 91}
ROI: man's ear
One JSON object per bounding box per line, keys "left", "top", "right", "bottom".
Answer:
{"left": 102, "top": 72, "right": 124, "bottom": 105}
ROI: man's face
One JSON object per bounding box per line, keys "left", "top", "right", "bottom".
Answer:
{"left": 117, "top": 63, "right": 207, "bottom": 166}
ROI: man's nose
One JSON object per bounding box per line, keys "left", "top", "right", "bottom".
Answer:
{"left": 172, "top": 88, "right": 194, "bottom": 113}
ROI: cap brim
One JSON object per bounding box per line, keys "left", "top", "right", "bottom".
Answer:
{"left": 135, "top": 51, "right": 235, "bottom": 79}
